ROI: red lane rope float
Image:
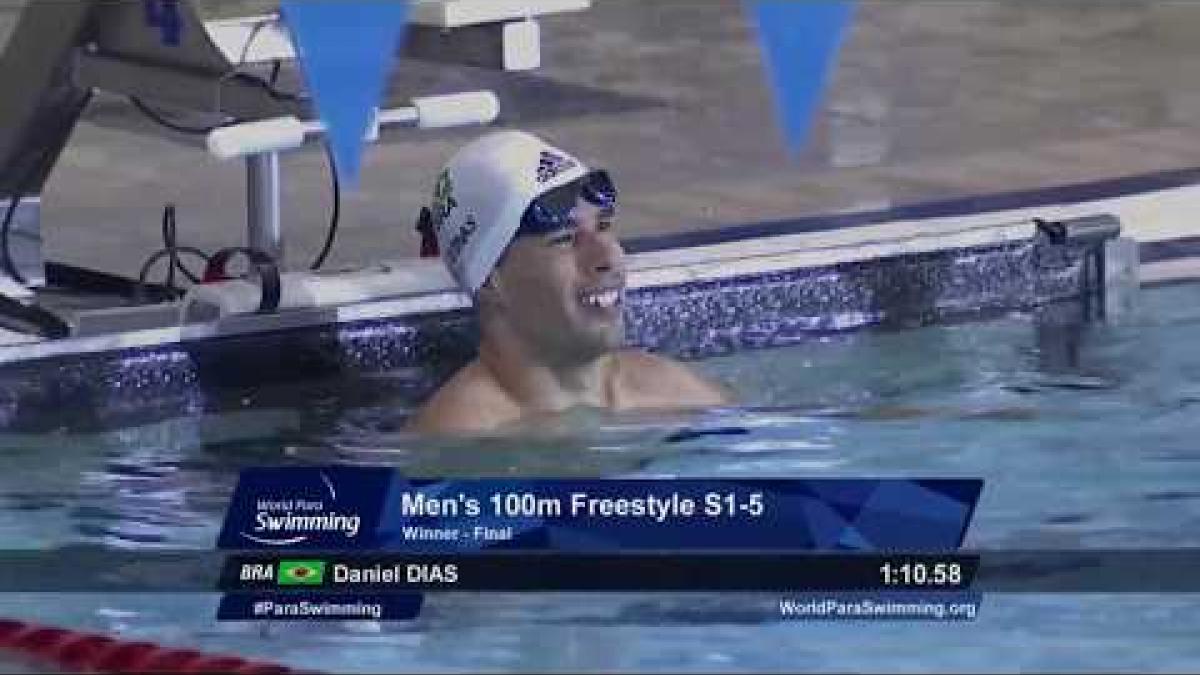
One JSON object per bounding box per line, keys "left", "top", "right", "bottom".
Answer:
{"left": 0, "top": 618, "right": 307, "bottom": 673}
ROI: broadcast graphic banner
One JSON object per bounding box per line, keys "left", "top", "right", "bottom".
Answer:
{"left": 219, "top": 553, "right": 979, "bottom": 592}
{"left": 212, "top": 469, "right": 983, "bottom": 620}
{"left": 216, "top": 469, "right": 983, "bottom": 553}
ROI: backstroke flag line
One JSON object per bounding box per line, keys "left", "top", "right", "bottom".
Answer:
{"left": 746, "top": 1, "right": 855, "bottom": 154}
{"left": 280, "top": 0, "right": 410, "bottom": 187}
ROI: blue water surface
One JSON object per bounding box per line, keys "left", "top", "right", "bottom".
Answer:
{"left": 0, "top": 282, "right": 1198, "bottom": 673}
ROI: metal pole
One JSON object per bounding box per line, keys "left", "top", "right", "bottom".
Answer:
{"left": 246, "top": 152, "right": 283, "bottom": 263}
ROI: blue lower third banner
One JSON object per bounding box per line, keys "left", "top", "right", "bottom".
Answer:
{"left": 220, "top": 553, "right": 978, "bottom": 591}
{"left": 217, "top": 592, "right": 423, "bottom": 621}
{"left": 216, "top": 469, "right": 982, "bottom": 552}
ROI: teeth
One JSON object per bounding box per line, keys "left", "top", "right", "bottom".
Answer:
{"left": 581, "top": 289, "right": 621, "bottom": 308}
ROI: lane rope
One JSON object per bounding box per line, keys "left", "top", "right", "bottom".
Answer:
{"left": 0, "top": 618, "right": 307, "bottom": 674}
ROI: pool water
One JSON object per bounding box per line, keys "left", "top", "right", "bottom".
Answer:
{"left": 1, "top": 282, "right": 1199, "bottom": 672}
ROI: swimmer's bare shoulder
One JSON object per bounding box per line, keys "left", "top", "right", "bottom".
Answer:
{"left": 407, "top": 361, "right": 520, "bottom": 435}
{"left": 613, "top": 349, "right": 731, "bottom": 409}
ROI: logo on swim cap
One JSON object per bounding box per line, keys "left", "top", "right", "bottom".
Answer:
{"left": 431, "top": 169, "right": 457, "bottom": 229}
{"left": 432, "top": 131, "right": 590, "bottom": 293}
{"left": 443, "top": 213, "right": 478, "bottom": 272}
{"left": 536, "top": 150, "right": 579, "bottom": 184}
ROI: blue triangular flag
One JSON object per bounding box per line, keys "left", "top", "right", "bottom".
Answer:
{"left": 746, "top": 1, "right": 854, "bottom": 154}
{"left": 281, "top": 0, "right": 409, "bottom": 187}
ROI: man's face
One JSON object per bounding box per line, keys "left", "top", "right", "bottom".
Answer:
{"left": 488, "top": 199, "right": 626, "bottom": 363}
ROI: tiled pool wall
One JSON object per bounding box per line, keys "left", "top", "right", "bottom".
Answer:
{"left": 0, "top": 236, "right": 1097, "bottom": 432}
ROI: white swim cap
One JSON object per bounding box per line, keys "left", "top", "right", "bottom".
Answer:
{"left": 430, "top": 130, "right": 590, "bottom": 293}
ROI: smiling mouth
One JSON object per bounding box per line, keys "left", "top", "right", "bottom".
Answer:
{"left": 578, "top": 286, "right": 624, "bottom": 310}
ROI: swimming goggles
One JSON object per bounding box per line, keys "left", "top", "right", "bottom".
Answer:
{"left": 518, "top": 169, "right": 617, "bottom": 236}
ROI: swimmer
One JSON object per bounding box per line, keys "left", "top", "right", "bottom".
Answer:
{"left": 409, "top": 131, "right": 730, "bottom": 434}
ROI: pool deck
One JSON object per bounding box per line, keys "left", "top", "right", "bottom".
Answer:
{"left": 3, "top": 1, "right": 1200, "bottom": 279}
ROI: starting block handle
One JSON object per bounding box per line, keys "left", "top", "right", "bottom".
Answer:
{"left": 407, "top": 91, "right": 500, "bottom": 129}
{"left": 206, "top": 90, "right": 500, "bottom": 159}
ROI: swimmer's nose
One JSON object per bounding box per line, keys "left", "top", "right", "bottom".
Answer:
{"left": 580, "top": 228, "right": 626, "bottom": 278}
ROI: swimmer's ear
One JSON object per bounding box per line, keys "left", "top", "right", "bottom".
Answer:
{"left": 477, "top": 274, "right": 506, "bottom": 308}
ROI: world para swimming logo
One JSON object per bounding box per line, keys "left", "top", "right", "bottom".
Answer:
{"left": 240, "top": 471, "right": 362, "bottom": 546}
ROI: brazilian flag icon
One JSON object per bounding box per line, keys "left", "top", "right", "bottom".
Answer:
{"left": 277, "top": 560, "right": 326, "bottom": 586}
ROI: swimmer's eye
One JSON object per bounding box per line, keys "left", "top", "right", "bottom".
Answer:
{"left": 596, "top": 212, "right": 616, "bottom": 232}
{"left": 546, "top": 230, "right": 576, "bottom": 247}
